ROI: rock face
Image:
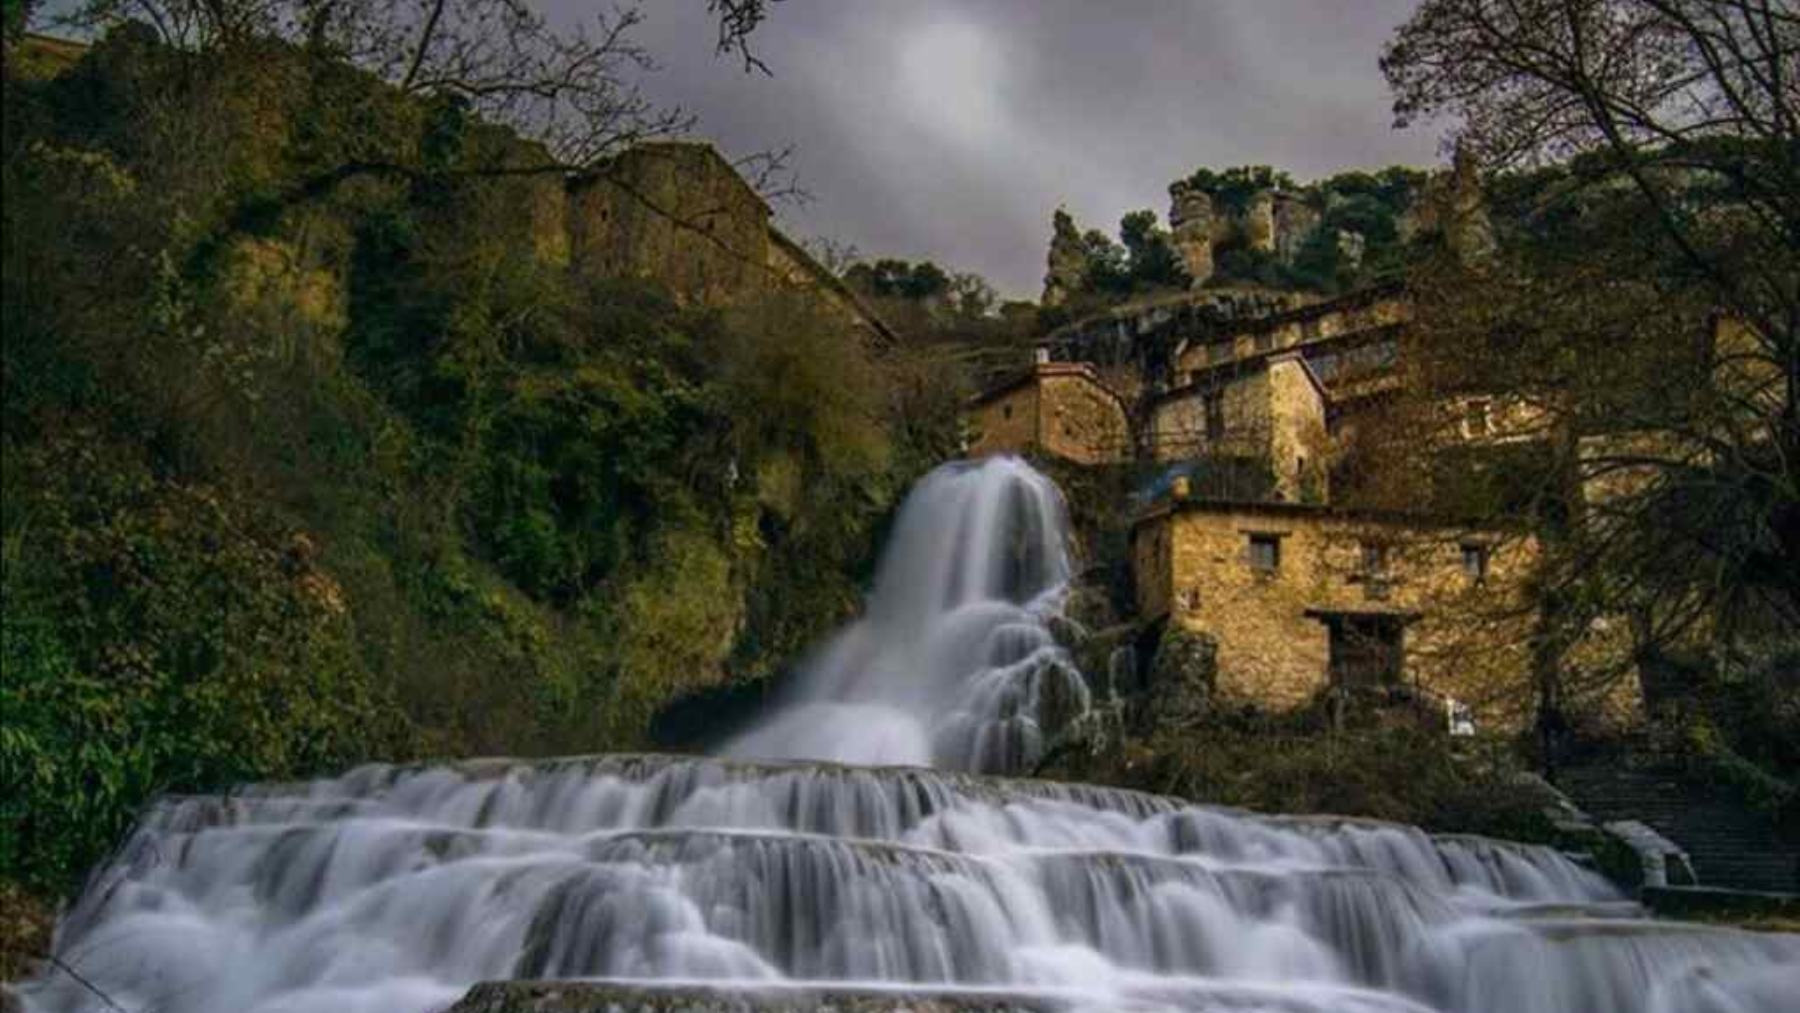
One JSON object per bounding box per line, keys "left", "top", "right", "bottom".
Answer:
{"left": 1145, "top": 623, "right": 1218, "bottom": 728}
{"left": 446, "top": 981, "right": 1058, "bottom": 1013}
{"left": 1167, "top": 181, "right": 1216, "bottom": 286}
{"left": 1272, "top": 195, "right": 1320, "bottom": 262}
{"left": 1244, "top": 191, "right": 1277, "bottom": 253}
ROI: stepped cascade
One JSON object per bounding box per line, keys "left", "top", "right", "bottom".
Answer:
{"left": 16, "top": 459, "right": 1799, "bottom": 1013}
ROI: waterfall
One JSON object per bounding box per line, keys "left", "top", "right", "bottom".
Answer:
{"left": 722, "top": 456, "right": 1088, "bottom": 772}
{"left": 14, "top": 458, "right": 1798, "bottom": 1013}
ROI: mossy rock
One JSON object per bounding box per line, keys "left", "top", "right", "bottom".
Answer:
{"left": 1146, "top": 624, "right": 1218, "bottom": 728}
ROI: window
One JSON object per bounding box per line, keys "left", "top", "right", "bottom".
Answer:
{"left": 1360, "top": 542, "right": 1390, "bottom": 575}
{"left": 1210, "top": 341, "right": 1232, "bottom": 364}
{"left": 1248, "top": 534, "right": 1281, "bottom": 573}
{"left": 1204, "top": 393, "right": 1226, "bottom": 442}
{"left": 1461, "top": 544, "right": 1490, "bottom": 582}
{"left": 1254, "top": 332, "right": 1274, "bottom": 353}
{"left": 1002, "top": 404, "right": 1013, "bottom": 419}
{"left": 1463, "top": 399, "right": 1492, "bottom": 438}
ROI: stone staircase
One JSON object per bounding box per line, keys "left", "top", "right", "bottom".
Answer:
{"left": 1555, "top": 759, "right": 1799, "bottom": 894}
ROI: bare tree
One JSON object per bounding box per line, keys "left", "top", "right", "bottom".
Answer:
{"left": 59, "top": 1, "right": 700, "bottom": 171}
{"left": 1378, "top": 1, "right": 1800, "bottom": 700}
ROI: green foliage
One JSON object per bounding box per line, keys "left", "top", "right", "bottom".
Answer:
{"left": 1, "top": 435, "right": 407, "bottom": 895}
{"left": 1177, "top": 164, "right": 1427, "bottom": 294}
{"left": 1180, "top": 165, "right": 1296, "bottom": 213}
{"left": 1045, "top": 208, "right": 1190, "bottom": 305}
{"left": 843, "top": 258, "right": 951, "bottom": 301}
{"left": 1118, "top": 209, "right": 1186, "bottom": 290}
{"left": 1047, "top": 716, "right": 1556, "bottom": 842}
{"left": 1, "top": 26, "right": 959, "bottom": 898}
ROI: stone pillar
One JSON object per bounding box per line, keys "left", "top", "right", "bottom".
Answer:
{"left": 1168, "top": 182, "right": 1215, "bottom": 287}
{"left": 1271, "top": 194, "right": 1320, "bottom": 264}
{"left": 1245, "top": 190, "right": 1276, "bottom": 254}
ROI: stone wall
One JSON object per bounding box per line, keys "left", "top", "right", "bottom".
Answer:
{"left": 965, "top": 382, "right": 1041, "bottom": 460}
{"left": 1148, "top": 369, "right": 1271, "bottom": 464}
{"left": 1132, "top": 501, "right": 1539, "bottom": 730}
{"left": 1172, "top": 294, "right": 1410, "bottom": 380}
{"left": 1266, "top": 353, "right": 1329, "bottom": 503}
{"left": 764, "top": 229, "right": 893, "bottom": 345}
{"left": 1038, "top": 371, "right": 1133, "bottom": 463}
{"left": 568, "top": 142, "right": 770, "bottom": 305}
{"left": 965, "top": 364, "right": 1130, "bottom": 465}
{"left": 1145, "top": 354, "right": 1327, "bottom": 503}
{"left": 566, "top": 142, "right": 890, "bottom": 343}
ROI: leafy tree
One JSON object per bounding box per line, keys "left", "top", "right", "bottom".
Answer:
{"left": 1119, "top": 208, "right": 1187, "bottom": 290}
{"left": 947, "top": 271, "right": 998, "bottom": 320}
{"left": 1180, "top": 165, "right": 1296, "bottom": 212}
{"left": 844, "top": 258, "right": 953, "bottom": 302}
{"left": 1078, "top": 227, "right": 1131, "bottom": 295}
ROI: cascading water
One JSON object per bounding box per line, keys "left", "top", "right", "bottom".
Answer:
{"left": 724, "top": 456, "right": 1088, "bottom": 772}
{"left": 15, "top": 458, "right": 1798, "bottom": 1013}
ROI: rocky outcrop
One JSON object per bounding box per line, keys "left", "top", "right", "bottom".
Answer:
{"left": 445, "top": 981, "right": 1060, "bottom": 1013}
{"left": 1042, "top": 208, "right": 1087, "bottom": 307}
{"left": 1272, "top": 195, "right": 1320, "bottom": 262}
{"left": 1167, "top": 182, "right": 1216, "bottom": 286}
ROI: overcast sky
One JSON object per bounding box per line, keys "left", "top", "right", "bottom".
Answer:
{"left": 596, "top": 1, "right": 1444, "bottom": 298}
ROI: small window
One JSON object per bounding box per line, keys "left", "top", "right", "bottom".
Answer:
{"left": 1360, "top": 542, "right": 1389, "bottom": 575}
{"left": 1204, "top": 393, "right": 1226, "bottom": 442}
{"left": 1210, "top": 342, "right": 1233, "bottom": 364}
{"left": 1464, "top": 399, "right": 1492, "bottom": 438}
{"left": 1248, "top": 534, "right": 1281, "bottom": 573}
{"left": 1002, "top": 404, "right": 1013, "bottom": 419}
{"left": 1461, "top": 543, "right": 1490, "bottom": 582}
{"left": 1254, "top": 332, "right": 1274, "bottom": 353}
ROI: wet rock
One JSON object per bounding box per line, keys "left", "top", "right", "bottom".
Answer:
{"left": 1061, "top": 582, "right": 1117, "bottom": 632}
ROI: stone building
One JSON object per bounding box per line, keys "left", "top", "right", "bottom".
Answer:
{"left": 567, "top": 141, "right": 893, "bottom": 344}
{"left": 1131, "top": 498, "right": 1541, "bottom": 730}
{"left": 965, "top": 281, "right": 1548, "bottom": 728}
{"left": 964, "top": 357, "right": 1131, "bottom": 465}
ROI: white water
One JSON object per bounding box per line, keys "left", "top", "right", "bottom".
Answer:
{"left": 723, "top": 456, "right": 1087, "bottom": 772}
{"left": 15, "top": 458, "right": 1800, "bottom": 1012}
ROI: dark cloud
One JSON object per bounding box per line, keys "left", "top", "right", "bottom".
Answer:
{"left": 577, "top": 1, "right": 1439, "bottom": 298}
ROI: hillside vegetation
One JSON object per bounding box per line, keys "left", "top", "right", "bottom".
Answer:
{"left": 0, "top": 27, "right": 962, "bottom": 898}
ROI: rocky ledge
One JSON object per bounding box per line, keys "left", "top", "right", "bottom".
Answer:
{"left": 445, "top": 981, "right": 1061, "bottom": 1013}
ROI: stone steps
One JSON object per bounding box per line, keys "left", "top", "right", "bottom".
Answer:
{"left": 1556, "top": 762, "right": 1799, "bottom": 894}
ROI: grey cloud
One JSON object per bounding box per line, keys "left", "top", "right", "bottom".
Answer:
{"left": 580, "top": 1, "right": 1439, "bottom": 298}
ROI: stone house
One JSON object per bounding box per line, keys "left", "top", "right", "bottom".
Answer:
{"left": 1148, "top": 349, "right": 1331, "bottom": 503}
{"left": 964, "top": 357, "right": 1132, "bottom": 465}
{"left": 965, "top": 283, "right": 1551, "bottom": 727}
{"left": 1131, "top": 498, "right": 1541, "bottom": 731}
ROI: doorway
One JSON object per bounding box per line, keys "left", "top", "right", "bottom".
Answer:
{"left": 1325, "top": 614, "right": 1405, "bottom": 689}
